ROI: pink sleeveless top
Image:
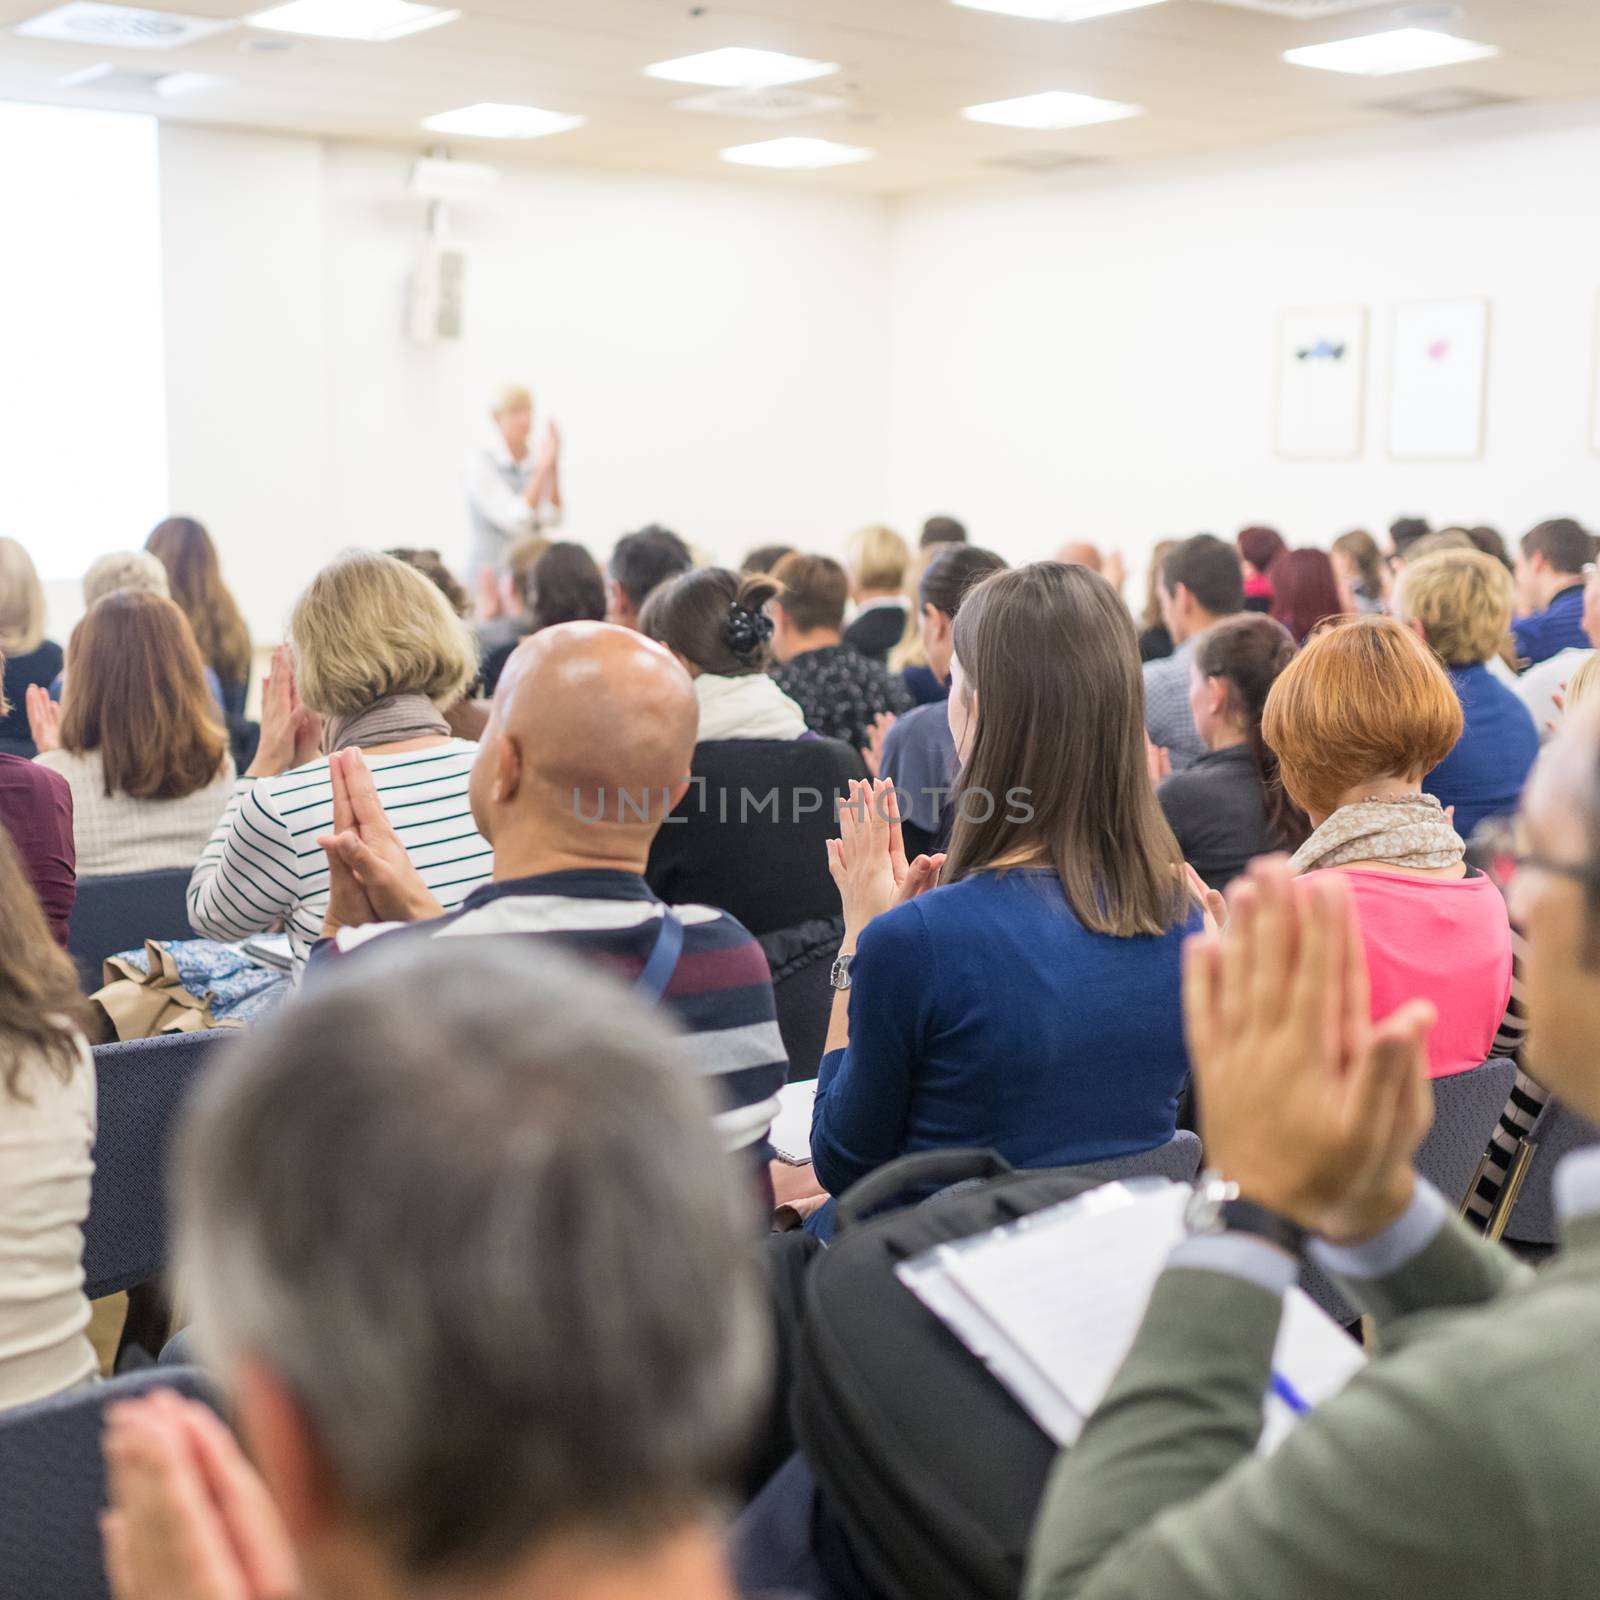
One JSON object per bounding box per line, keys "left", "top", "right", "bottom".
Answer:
{"left": 1338, "top": 869, "right": 1512, "bottom": 1080}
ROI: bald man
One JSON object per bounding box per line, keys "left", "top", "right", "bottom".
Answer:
{"left": 308, "top": 621, "right": 787, "bottom": 1175}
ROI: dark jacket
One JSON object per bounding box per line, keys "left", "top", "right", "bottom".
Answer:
{"left": 842, "top": 603, "right": 908, "bottom": 665}
{"left": 646, "top": 736, "right": 868, "bottom": 937}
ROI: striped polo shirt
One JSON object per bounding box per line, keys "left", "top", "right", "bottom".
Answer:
{"left": 187, "top": 741, "right": 494, "bottom": 973}
{"left": 313, "top": 869, "right": 787, "bottom": 1160}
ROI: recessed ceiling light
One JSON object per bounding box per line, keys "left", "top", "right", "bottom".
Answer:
{"left": 645, "top": 47, "right": 838, "bottom": 88}
{"left": 952, "top": 0, "right": 1168, "bottom": 19}
{"left": 962, "top": 90, "right": 1142, "bottom": 129}
{"left": 247, "top": 0, "right": 458, "bottom": 42}
{"left": 1284, "top": 27, "right": 1499, "bottom": 76}
{"left": 720, "top": 136, "right": 872, "bottom": 168}
{"left": 16, "top": 3, "right": 236, "bottom": 48}
{"left": 421, "top": 103, "right": 585, "bottom": 139}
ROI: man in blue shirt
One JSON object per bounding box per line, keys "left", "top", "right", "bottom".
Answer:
{"left": 1512, "top": 517, "right": 1593, "bottom": 666}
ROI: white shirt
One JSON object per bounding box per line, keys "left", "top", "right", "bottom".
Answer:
{"left": 464, "top": 433, "right": 562, "bottom": 579}
{"left": 0, "top": 1033, "right": 96, "bottom": 1412}
{"left": 1516, "top": 646, "right": 1593, "bottom": 742}
{"left": 35, "top": 748, "right": 236, "bottom": 877}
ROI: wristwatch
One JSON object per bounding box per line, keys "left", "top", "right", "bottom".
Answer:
{"left": 1184, "top": 1171, "right": 1310, "bottom": 1260}
{"left": 829, "top": 951, "right": 855, "bottom": 991}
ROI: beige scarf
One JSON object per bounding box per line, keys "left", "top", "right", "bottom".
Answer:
{"left": 1290, "top": 794, "right": 1463, "bottom": 875}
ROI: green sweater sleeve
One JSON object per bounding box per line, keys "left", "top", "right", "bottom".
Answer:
{"left": 1025, "top": 1259, "right": 1548, "bottom": 1600}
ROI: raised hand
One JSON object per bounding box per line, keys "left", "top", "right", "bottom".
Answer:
{"left": 101, "top": 1391, "right": 301, "bottom": 1600}
{"left": 861, "top": 711, "right": 896, "bottom": 779}
{"left": 1182, "top": 858, "right": 1436, "bottom": 1242}
{"left": 25, "top": 683, "right": 61, "bottom": 753}
{"left": 1145, "top": 735, "right": 1170, "bottom": 789}
{"left": 247, "top": 646, "right": 318, "bottom": 779}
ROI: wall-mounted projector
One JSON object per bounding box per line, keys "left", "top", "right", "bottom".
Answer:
{"left": 407, "top": 156, "right": 499, "bottom": 201}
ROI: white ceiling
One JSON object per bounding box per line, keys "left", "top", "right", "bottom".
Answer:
{"left": 2, "top": 0, "right": 1599, "bottom": 194}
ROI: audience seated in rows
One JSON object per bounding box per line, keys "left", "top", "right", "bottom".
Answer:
{"left": 0, "top": 652, "right": 74, "bottom": 943}
{"left": 811, "top": 563, "right": 1200, "bottom": 1231}
{"left": 102, "top": 939, "right": 764, "bottom": 1600}
{"left": 144, "top": 517, "right": 253, "bottom": 728}
{"left": 480, "top": 540, "right": 607, "bottom": 694}
{"left": 641, "top": 567, "right": 864, "bottom": 936}
{"left": 29, "top": 591, "right": 235, "bottom": 877}
{"left": 1269, "top": 547, "right": 1349, "bottom": 644}
{"left": 1156, "top": 613, "right": 1307, "bottom": 891}
{"left": 878, "top": 544, "right": 1007, "bottom": 859}
{"left": 840, "top": 524, "right": 910, "bottom": 664}
{"left": 1136, "top": 537, "right": 1177, "bottom": 663}
{"left": 1513, "top": 516, "right": 1593, "bottom": 666}
{"left": 187, "top": 551, "right": 492, "bottom": 971}
{"left": 1024, "top": 726, "right": 1600, "bottom": 1599}
{"left": 1331, "top": 528, "right": 1387, "bottom": 614}
{"left": 1264, "top": 617, "right": 1515, "bottom": 1079}
{"left": 0, "top": 829, "right": 94, "bottom": 1410}
{"left": 607, "top": 524, "right": 693, "bottom": 630}
{"left": 770, "top": 552, "right": 912, "bottom": 754}
{"left": 1143, "top": 534, "right": 1246, "bottom": 768}
{"left": 1394, "top": 549, "right": 1540, "bottom": 837}
{"left": 0, "top": 537, "right": 61, "bottom": 759}
{"left": 311, "top": 620, "right": 787, "bottom": 1184}
{"left": 1236, "top": 524, "right": 1285, "bottom": 612}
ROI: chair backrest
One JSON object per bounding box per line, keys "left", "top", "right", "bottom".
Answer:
{"left": 1060, "top": 1130, "right": 1204, "bottom": 1188}
{"left": 759, "top": 917, "right": 843, "bottom": 1086}
{"left": 0, "top": 1366, "right": 219, "bottom": 1600}
{"left": 84, "top": 1029, "right": 234, "bottom": 1300}
{"left": 1504, "top": 1098, "right": 1600, "bottom": 1247}
{"left": 67, "top": 868, "right": 195, "bottom": 991}
{"left": 1300, "top": 1058, "right": 1523, "bottom": 1327}
{"left": 1416, "top": 1058, "right": 1520, "bottom": 1206}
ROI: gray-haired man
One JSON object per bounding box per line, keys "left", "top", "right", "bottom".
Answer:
{"left": 101, "top": 939, "right": 767, "bottom": 1600}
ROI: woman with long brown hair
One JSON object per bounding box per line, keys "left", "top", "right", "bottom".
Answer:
{"left": 145, "top": 517, "right": 253, "bottom": 722}
{"left": 811, "top": 562, "right": 1200, "bottom": 1217}
{"left": 1157, "top": 613, "right": 1309, "bottom": 891}
{"left": 27, "top": 591, "right": 234, "bottom": 875}
{"left": 0, "top": 826, "right": 96, "bottom": 1409}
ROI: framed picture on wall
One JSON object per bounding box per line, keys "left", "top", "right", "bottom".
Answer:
{"left": 1387, "top": 299, "right": 1490, "bottom": 461}
{"left": 1275, "top": 306, "right": 1367, "bottom": 459}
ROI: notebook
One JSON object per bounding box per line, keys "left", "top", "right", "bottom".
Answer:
{"left": 897, "top": 1180, "right": 1366, "bottom": 1453}
{"left": 769, "top": 1079, "right": 818, "bottom": 1165}
{"left": 239, "top": 932, "right": 293, "bottom": 972}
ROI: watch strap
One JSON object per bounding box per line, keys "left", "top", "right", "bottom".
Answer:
{"left": 1219, "top": 1196, "right": 1310, "bottom": 1259}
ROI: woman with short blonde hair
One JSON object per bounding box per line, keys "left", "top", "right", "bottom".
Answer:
{"left": 0, "top": 538, "right": 61, "bottom": 758}
{"left": 30, "top": 591, "right": 234, "bottom": 875}
{"left": 1263, "top": 617, "right": 1515, "bottom": 1079}
{"left": 1393, "top": 550, "right": 1540, "bottom": 839}
{"left": 842, "top": 524, "right": 912, "bottom": 664}
{"left": 188, "top": 551, "right": 493, "bottom": 972}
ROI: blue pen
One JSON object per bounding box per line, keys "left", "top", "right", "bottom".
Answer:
{"left": 1271, "top": 1371, "right": 1311, "bottom": 1416}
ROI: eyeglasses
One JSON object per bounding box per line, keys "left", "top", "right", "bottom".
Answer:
{"left": 1468, "top": 815, "right": 1600, "bottom": 896}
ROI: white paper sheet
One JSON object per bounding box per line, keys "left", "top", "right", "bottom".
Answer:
{"left": 769, "top": 1079, "right": 818, "bottom": 1165}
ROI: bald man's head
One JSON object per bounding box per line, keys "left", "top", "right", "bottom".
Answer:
{"left": 470, "top": 622, "right": 699, "bottom": 857}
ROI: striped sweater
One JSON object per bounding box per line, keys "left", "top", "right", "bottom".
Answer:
{"left": 311, "top": 869, "right": 787, "bottom": 1159}
{"left": 187, "top": 742, "right": 494, "bottom": 973}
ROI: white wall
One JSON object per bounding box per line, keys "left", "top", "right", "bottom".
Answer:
{"left": 153, "top": 126, "right": 892, "bottom": 644}
{"left": 886, "top": 101, "right": 1600, "bottom": 577}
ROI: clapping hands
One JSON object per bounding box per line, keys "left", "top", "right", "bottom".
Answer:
{"left": 246, "top": 646, "right": 322, "bottom": 780}
{"left": 24, "top": 683, "right": 61, "bottom": 754}
{"left": 1183, "top": 858, "right": 1437, "bottom": 1244}
{"left": 826, "top": 778, "right": 945, "bottom": 939}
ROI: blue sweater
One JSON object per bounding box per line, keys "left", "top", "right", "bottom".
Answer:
{"left": 1512, "top": 583, "right": 1588, "bottom": 667}
{"left": 811, "top": 869, "right": 1198, "bottom": 1198}
{"left": 1424, "top": 663, "right": 1540, "bottom": 840}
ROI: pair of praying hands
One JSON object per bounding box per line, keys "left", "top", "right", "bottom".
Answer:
{"left": 826, "top": 778, "right": 945, "bottom": 940}
{"left": 317, "top": 750, "right": 443, "bottom": 938}
{"left": 1186, "top": 858, "right": 1437, "bottom": 1244}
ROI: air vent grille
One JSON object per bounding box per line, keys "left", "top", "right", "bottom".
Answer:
{"left": 983, "top": 149, "right": 1105, "bottom": 172}
{"left": 17, "top": 3, "right": 236, "bottom": 50}
{"left": 1197, "top": 0, "right": 1389, "bottom": 18}
{"left": 1371, "top": 86, "right": 1517, "bottom": 116}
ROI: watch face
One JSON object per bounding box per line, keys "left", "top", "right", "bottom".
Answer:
{"left": 1184, "top": 1174, "right": 1238, "bottom": 1236}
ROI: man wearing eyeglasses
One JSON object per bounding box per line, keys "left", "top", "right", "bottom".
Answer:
{"left": 1025, "top": 702, "right": 1600, "bottom": 1600}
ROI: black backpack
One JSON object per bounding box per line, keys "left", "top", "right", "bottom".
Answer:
{"left": 790, "top": 1150, "right": 1114, "bottom": 1600}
